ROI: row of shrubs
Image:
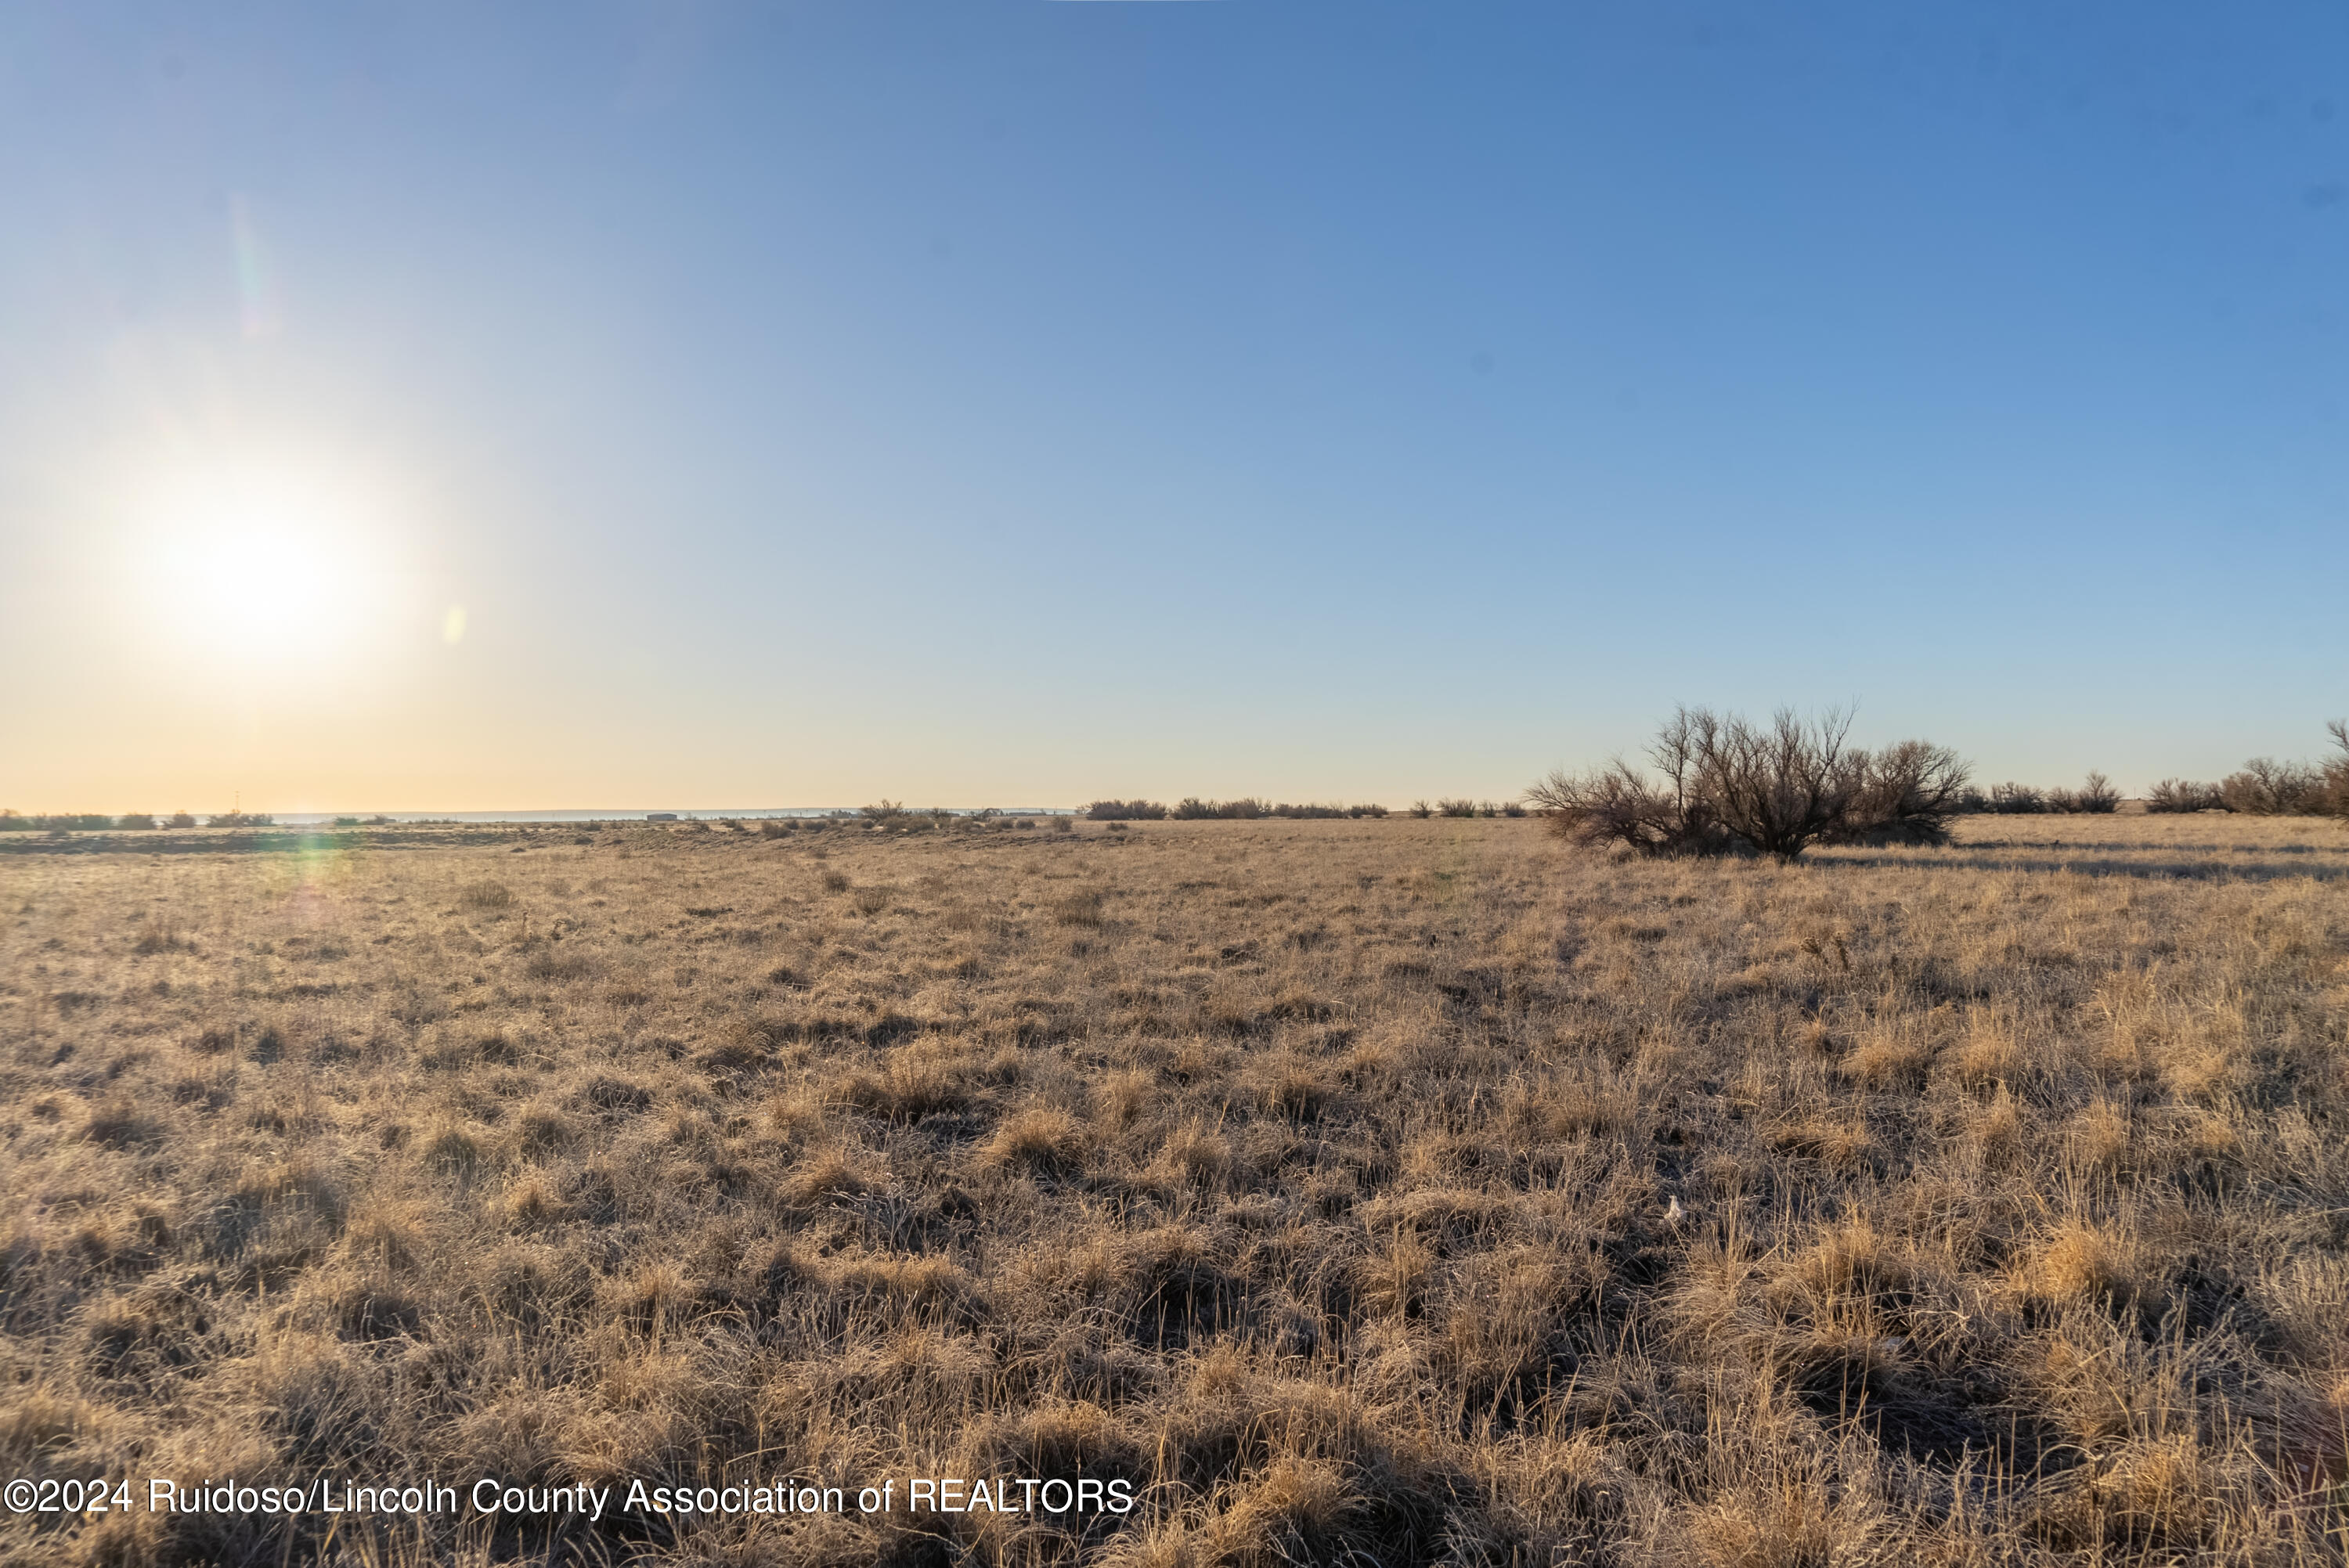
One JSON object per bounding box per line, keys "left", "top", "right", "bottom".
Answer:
{"left": 1418, "top": 798, "right": 1529, "bottom": 818}
{"left": 1973, "top": 727, "right": 2340, "bottom": 821}
{"left": 1089, "top": 798, "right": 1548, "bottom": 821}
{"left": 0, "top": 810, "right": 275, "bottom": 831}
{"left": 1969, "top": 739, "right": 2349, "bottom": 820}
{"left": 1085, "top": 799, "right": 1395, "bottom": 820}
{"left": 1954, "top": 774, "right": 2121, "bottom": 814}
{"left": 2146, "top": 736, "right": 2349, "bottom": 814}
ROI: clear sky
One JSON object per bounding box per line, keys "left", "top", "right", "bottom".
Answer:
{"left": 2, "top": 2, "right": 2343, "bottom": 813}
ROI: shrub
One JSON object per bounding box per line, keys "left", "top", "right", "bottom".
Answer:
{"left": 1528, "top": 765, "right": 1724, "bottom": 857}
{"left": 1171, "top": 798, "right": 1267, "bottom": 820}
{"left": 983, "top": 1107, "right": 1086, "bottom": 1173}
{"left": 2323, "top": 720, "right": 2349, "bottom": 820}
{"left": 2045, "top": 772, "right": 2120, "bottom": 814}
{"left": 117, "top": 813, "right": 158, "bottom": 830}
{"left": 2145, "top": 779, "right": 2225, "bottom": 813}
{"left": 1346, "top": 803, "right": 1390, "bottom": 818}
{"left": 2145, "top": 741, "right": 2349, "bottom": 816}
{"left": 1835, "top": 737, "right": 1975, "bottom": 845}
{"left": 1701, "top": 709, "right": 1863, "bottom": 859}
{"left": 1052, "top": 887, "right": 1107, "bottom": 927}
{"left": 1409, "top": 800, "right": 1432, "bottom": 818}
{"left": 2220, "top": 757, "right": 2327, "bottom": 816}
{"left": 166, "top": 811, "right": 197, "bottom": 829}
{"left": 1436, "top": 798, "right": 1478, "bottom": 818}
{"left": 1526, "top": 709, "right": 1733, "bottom": 858}
{"left": 207, "top": 811, "right": 274, "bottom": 827}
{"left": 1086, "top": 800, "right": 1167, "bottom": 821}
{"left": 1529, "top": 706, "right": 1970, "bottom": 862}
{"left": 0, "top": 810, "right": 29, "bottom": 831}
{"left": 132, "top": 917, "right": 191, "bottom": 953}
{"left": 2217, "top": 725, "right": 2349, "bottom": 820}
{"left": 1986, "top": 782, "right": 2046, "bottom": 814}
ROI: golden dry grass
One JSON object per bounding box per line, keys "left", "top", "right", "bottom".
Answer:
{"left": 4, "top": 813, "right": 2348, "bottom": 1566}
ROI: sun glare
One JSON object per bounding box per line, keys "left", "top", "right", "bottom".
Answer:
{"left": 133, "top": 452, "right": 401, "bottom": 671}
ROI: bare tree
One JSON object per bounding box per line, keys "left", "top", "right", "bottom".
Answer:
{"left": 1529, "top": 707, "right": 1970, "bottom": 861}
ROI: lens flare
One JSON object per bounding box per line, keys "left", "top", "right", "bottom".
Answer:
{"left": 231, "top": 196, "right": 281, "bottom": 340}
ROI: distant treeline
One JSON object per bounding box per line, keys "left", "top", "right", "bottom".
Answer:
{"left": 1952, "top": 774, "right": 2120, "bottom": 815}
{"left": 1957, "top": 730, "right": 2349, "bottom": 817}
{"left": 1088, "top": 798, "right": 1541, "bottom": 820}
{"left": 2143, "top": 740, "right": 2349, "bottom": 815}
{"left": 1421, "top": 799, "right": 1529, "bottom": 819}
{"left": 0, "top": 810, "right": 276, "bottom": 831}
{"left": 16, "top": 723, "right": 2344, "bottom": 836}
{"left": 1087, "top": 799, "right": 1393, "bottom": 821}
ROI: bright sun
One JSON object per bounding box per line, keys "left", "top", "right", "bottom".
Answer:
{"left": 135, "top": 453, "right": 397, "bottom": 669}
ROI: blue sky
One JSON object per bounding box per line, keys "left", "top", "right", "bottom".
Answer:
{"left": 2, "top": 2, "right": 2343, "bottom": 811}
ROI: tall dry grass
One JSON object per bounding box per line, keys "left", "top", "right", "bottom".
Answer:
{"left": 4, "top": 813, "right": 2347, "bottom": 1565}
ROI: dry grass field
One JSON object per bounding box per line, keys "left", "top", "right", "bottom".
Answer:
{"left": 6, "top": 813, "right": 2349, "bottom": 1566}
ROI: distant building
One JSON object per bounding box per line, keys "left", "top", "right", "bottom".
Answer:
{"left": 646, "top": 813, "right": 678, "bottom": 822}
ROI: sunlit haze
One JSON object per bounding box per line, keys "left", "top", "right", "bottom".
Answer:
{"left": 3, "top": 3, "right": 2343, "bottom": 814}
{"left": 130, "top": 450, "right": 405, "bottom": 669}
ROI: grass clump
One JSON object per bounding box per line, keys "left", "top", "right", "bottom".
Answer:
{"left": 459, "top": 880, "right": 514, "bottom": 910}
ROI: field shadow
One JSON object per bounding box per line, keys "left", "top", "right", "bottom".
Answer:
{"left": 1955, "top": 836, "right": 2347, "bottom": 856}
{"left": 1820, "top": 852, "right": 2349, "bottom": 882}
